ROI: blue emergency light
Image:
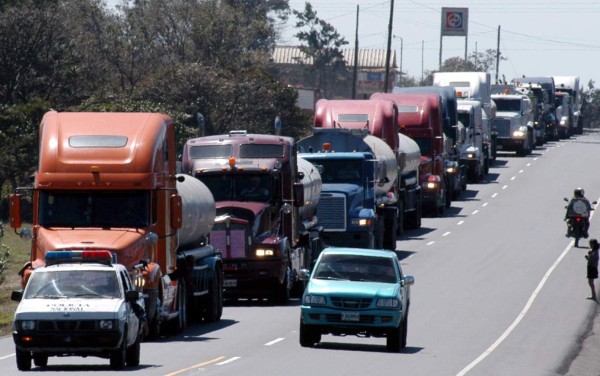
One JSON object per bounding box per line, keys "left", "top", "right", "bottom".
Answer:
{"left": 45, "top": 250, "right": 114, "bottom": 266}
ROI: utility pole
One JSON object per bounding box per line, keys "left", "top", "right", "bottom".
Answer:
{"left": 352, "top": 5, "right": 359, "bottom": 99}
{"left": 495, "top": 25, "right": 501, "bottom": 84}
{"left": 421, "top": 40, "right": 424, "bottom": 84}
{"left": 384, "top": 0, "right": 394, "bottom": 92}
{"left": 399, "top": 37, "right": 403, "bottom": 87}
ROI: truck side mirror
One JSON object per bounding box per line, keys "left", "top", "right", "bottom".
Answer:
{"left": 10, "top": 193, "right": 22, "bottom": 229}
{"left": 170, "top": 194, "right": 183, "bottom": 229}
{"left": 293, "top": 182, "right": 305, "bottom": 207}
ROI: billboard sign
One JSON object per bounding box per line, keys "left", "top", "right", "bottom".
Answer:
{"left": 441, "top": 7, "right": 468, "bottom": 36}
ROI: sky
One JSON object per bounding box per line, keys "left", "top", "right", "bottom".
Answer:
{"left": 279, "top": 0, "right": 600, "bottom": 90}
{"left": 104, "top": 0, "right": 600, "bottom": 90}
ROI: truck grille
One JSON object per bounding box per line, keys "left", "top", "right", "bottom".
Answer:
{"left": 317, "top": 194, "right": 347, "bottom": 231}
{"left": 38, "top": 320, "right": 98, "bottom": 331}
{"left": 492, "top": 118, "right": 511, "bottom": 138}
{"left": 331, "top": 297, "right": 372, "bottom": 308}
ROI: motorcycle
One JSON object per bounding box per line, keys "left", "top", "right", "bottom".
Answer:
{"left": 564, "top": 198, "right": 596, "bottom": 247}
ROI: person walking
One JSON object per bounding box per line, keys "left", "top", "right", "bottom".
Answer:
{"left": 585, "top": 238, "right": 599, "bottom": 301}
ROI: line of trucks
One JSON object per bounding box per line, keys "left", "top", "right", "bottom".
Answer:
{"left": 7, "top": 71, "right": 582, "bottom": 369}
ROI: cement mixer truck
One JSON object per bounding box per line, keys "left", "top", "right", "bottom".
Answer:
{"left": 181, "top": 131, "right": 323, "bottom": 304}
{"left": 9, "top": 111, "right": 224, "bottom": 339}
{"left": 305, "top": 99, "right": 422, "bottom": 249}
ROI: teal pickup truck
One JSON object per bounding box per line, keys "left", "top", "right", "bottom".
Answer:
{"left": 299, "top": 247, "right": 414, "bottom": 352}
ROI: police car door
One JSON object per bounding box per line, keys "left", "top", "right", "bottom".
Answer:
{"left": 119, "top": 270, "right": 139, "bottom": 346}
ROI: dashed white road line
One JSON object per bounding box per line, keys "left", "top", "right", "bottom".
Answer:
{"left": 217, "top": 357, "right": 241, "bottom": 366}
{"left": 510, "top": 176, "right": 516, "bottom": 181}
{"left": 265, "top": 338, "right": 284, "bottom": 346}
{"left": 457, "top": 220, "right": 465, "bottom": 225}
{"left": 0, "top": 354, "right": 15, "bottom": 361}
{"left": 518, "top": 169, "right": 524, "bottom": 173}
{"left": 426, "top": 241, "right": 435, "bottom": 246}
{"left": 491, "top": 193, "right": 498, "bottom": 198}
{"left": 502, "top": 185, "right": 508, "bottom": 190}
{"left": 482, "top": 203, "right": 488, "bottom": 207}
{"left": 471, "top": 210, "right": 479, "bottom": 215}
{"left": 442, "top": 232, "right": 451, "bottom": 237}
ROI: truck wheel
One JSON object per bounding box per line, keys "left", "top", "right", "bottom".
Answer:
{"left": 110, "top": 334, "right": 127, "bottom": 370}
{"left": 383, "top": 208, "right": 397, "bottom": 250}
{"left": 386, "top": 323, "right": 403, "bottom": 353}
{"left": 299, "top": 319, "right": 321, "bottom": 347}
{"left": 16, "top": 348, "right": 32, "bottom": 371}
{"left": 275, "top": 268, "right": 290, "bottom": 305}
{"left": 33, "top": 353, "right": 48, "bottom": 367}
{"left": 175, "top": 278, "right": 187, "bottom": 332}
{"left": 204, "top": 269, "right": 223, "bottom": 322}
{"left": 125, "top": 331, "right": 141, "bottom": 367}
{"left": 396, "top": 201, "right": 404, "bottom": 236}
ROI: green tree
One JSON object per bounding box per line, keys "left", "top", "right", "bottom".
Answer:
{"left": 293, "top": 2, "right": 349, "bottom": 98}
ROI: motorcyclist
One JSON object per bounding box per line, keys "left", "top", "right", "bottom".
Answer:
{"left": 565, "top": 188, "right": 592, "bottom": 238}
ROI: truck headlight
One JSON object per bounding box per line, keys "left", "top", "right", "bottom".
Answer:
{"left": 304, "top": 295, "right": 327, "bottom": 305}
{"left": 99, "top": 320, "right": 115, "bottom": 330}
{"left": 351, "top": 218, "right": 372, "bottom": 227}
{"left": 256, "top": 249, "right": 275, "bottom": 257}
{"left": 20, "top": 320, "right": 36, "bottom": 330}
{"left": 376, "top": 298, "right": 399, "bottom": 308}
{"left": 512, "top": 130, "right": 525, "bottom": 137}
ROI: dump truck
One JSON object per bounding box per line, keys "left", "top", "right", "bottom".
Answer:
{"left": 10, "top": 111, "right": 224, "bottom": 339}
{"left": 181, "top": 131, "right": 323, "bottom": 304}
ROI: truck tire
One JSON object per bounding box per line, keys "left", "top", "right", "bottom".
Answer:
{"left": 275, "top": 267, "right": 290, "bottom": 305}
{"left": 110, "top": 334, "right": 127, "bottom": 370}
{"left": 126, "top": 332, "right": 141, "bottom": 367}
{"left": 299, "top": 319, "right": 321, "bottom": 347}
{"left": 386, "top": 323, "right": 403, "bottom": 353}
{"left": 33, "top": 353, "right": 48, "bottom": 367}
{"left": 16, "top": 348, "right": 32, "bottom": 371}
{"left": 396, "top": 201, "right": 404, "bottom": 236}
{"left": 383, "top": 207, "right": 398, "bottom": 250}
{"left": 175, "top": 278, "right": 188, "bottom": 332}
{"left": 204, "top": 268, "right": 223, "bottom": 322}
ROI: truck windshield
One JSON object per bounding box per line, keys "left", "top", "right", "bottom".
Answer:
{"left": 457, "top": 113, "right": 471, "bottom": 128}
{"left": 305, "top": 159, "right": 362, "bottom": 183}
{"left": 39, "top": 191, "right": 150, "bottom": 228}
{"left": 25, "top": 270, "right": 121, "bottom": 299}
{"left": 314, "top": 254, "right": 397, "bottom": 283}
{"left": 495, "top": 99, "right": 521, "bottom": 112}
{"left": 198, "top": 174, "right": 273, "bottom": 203}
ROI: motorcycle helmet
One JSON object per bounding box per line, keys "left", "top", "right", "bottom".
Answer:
{"left": 574, "top": 188, "right": 585, "bottom": 197}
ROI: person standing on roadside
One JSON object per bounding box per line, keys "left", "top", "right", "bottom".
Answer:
{"left": 585, "top": 238, "right": 599, "bottom": 301}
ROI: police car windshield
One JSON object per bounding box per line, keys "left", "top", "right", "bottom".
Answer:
{"left": 25, "top": 270, "right": 121, "bottom": 299}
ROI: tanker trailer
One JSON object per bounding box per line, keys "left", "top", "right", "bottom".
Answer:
{"left": 396, "top": 132, "right": 423, "bottom": 229}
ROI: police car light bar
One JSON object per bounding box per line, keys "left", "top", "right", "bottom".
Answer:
{"left": 45, "top": 250, "right": 114, "bottom": 266}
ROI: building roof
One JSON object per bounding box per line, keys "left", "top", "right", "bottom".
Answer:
{"left": 272, "top": 46, "right": 397, "bottom": 69}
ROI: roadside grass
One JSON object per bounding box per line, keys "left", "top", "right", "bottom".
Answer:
{"left": 0, "top": 223, "right": 30, "bottom": 337}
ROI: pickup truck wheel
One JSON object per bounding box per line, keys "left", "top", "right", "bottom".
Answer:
{"left": 299, "top": 320, "right": 320, "bottom": 347}
{"left": 16, "top": 348, "right": 32, "bottom": 371}
{"left": 125, "top": 331, "right": 141, "bottom": 367}
{"left": 386, "top": 324, "right": 402, "bottom": 353}
{"left": 33, "top": 353, "right": 48, "bottom": 367}
{"left": 401, "top": 308, "right": 409, "bottom": 349}
{"left": 110, "top": 334, "right": 127, "bottom": 370}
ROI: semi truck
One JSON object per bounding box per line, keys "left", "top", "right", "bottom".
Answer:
{"left": 390, "top": 85, "right": 468, "bottom": 200}
{"left": 181, "top": 131, "right": 323, "bottom": 304}
{"left": 553, "top": 76, "right": 582, "bottom": 134}
{"left": 512, "top": 76, "right": 558, "bottom": 141}
{"left": 457, "top": 100, "right": 487, "bottom": 182}
{"left": 9, "top": 111, "right": 224, "bottom": 339}
{"left": 371, "top": 92, "right": 450, "bottom": 215}
{"left": 491, "top": 90, "right": 534, "bottom": 156}
{"left": 433, "top": 72, "right": 497, "bottom": 169}
{"left": 310, "top": 99, "right": 422, "bottom": 245}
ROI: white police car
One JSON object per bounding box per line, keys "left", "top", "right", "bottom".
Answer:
{"left": 11, "top": 250, "right": 146, "bottom": 370}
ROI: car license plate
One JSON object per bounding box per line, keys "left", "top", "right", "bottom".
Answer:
{"left": 341, "top": 311, "right": 360, "bottom": 322}
{"left": 224, "top": 279, "right": 237, "bottom": 288}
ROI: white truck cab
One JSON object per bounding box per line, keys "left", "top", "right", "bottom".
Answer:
{"left": 11, "top": 250, "right": 145, "bottom": 371}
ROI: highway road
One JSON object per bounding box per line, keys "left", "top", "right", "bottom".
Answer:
{"left": 1, "top": 130, "right": 599, "bottom": 375}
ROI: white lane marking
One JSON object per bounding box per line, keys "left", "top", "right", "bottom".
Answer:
{"left": 510, "top": 176, "right": 516, "bottom": 181}
{"left": 482, "top": 203, "right": 488, "bottom": 207}
{"left": 456, "top": 205, "right": 600, "bottom": 376}
{"left": 442, "top": 232, "right": 451, "bottom": 237}
{"left": 502, "top": 185, "right": 508, "bottom": 190}
{"left": 457, "top": 220, "right": 465, "bottom": 225}
{"left": 0, "top": 354, "right": 15, "bottom": 361}
{"left": 519, "top": 169, "right": 524, "bottom": 173}
{"left": 471, "top": 210, "right": 479, "bottom": 215}
{"left": 265, "top": 338, "right": 284, "bottom": 346}
{"left": 426, "top": 241, "right": 435, "bottom": 246}
{"left": 217, "top": 357, "right": 241, "bottom": 366}
{"left": 491, "top": 193, "right": 498, "bottom": 198}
